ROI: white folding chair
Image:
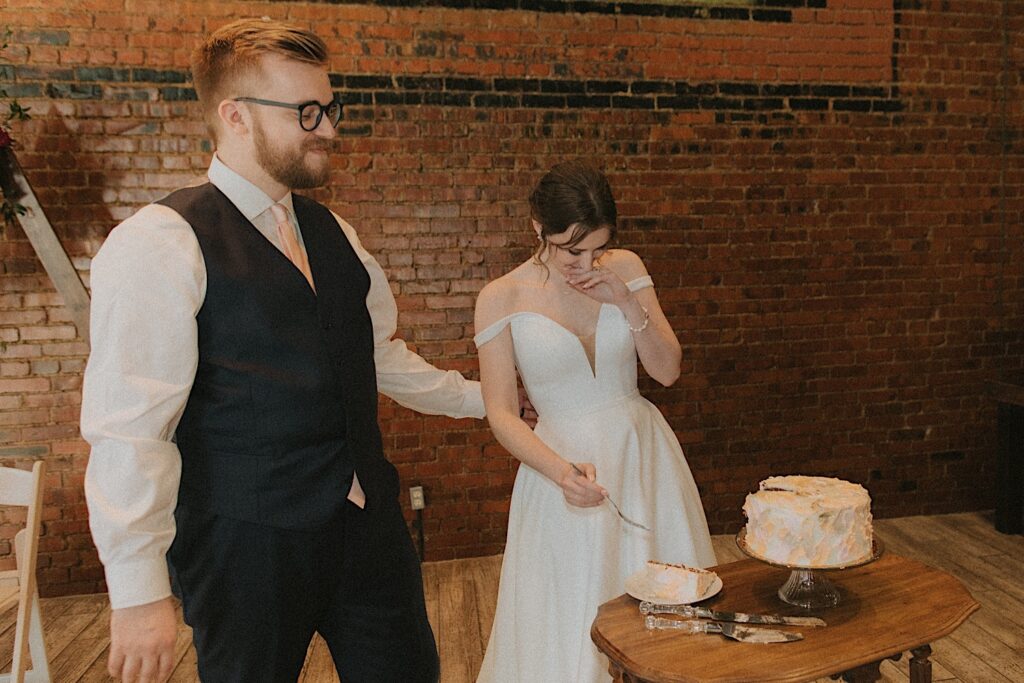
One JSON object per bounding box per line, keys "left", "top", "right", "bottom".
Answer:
{"left": 0, "top": 460, "right": 50, "bottom": 683}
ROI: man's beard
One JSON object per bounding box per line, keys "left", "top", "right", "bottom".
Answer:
{"left": 252, "top": 119, "right": 331, "bottom": 190}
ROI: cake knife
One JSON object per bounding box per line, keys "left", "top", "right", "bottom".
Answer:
{"left": 640, "top": 601, "right": 826, "bottom": 627}
{"left": 643, "top": 616, "right": 804, "bottom": 643}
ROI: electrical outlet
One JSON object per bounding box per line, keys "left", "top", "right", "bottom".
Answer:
{"left": 409, "top": 485, "right": 425, "bottom": 510}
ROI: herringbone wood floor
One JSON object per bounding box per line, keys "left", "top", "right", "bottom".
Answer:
{"left": 2, "top": 511, "right": 1022, "bottom": 682}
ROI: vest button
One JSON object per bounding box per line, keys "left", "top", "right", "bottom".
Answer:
{"left": 322, "top": 321, "right": 333, "bottom": 330}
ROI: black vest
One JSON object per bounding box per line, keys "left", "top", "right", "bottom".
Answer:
{"left": 158, "top": 184, "right": 396, "bottom": 528}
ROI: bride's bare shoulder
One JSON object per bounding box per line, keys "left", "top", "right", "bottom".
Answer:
{"left": 480, "top": 262, "right": 539, "bottom": 295}
{"left": 477, "top": 263, "right": 527, "bottom": 314}
{"left": 476, "top": 262, "right": 546, "bottom": 320}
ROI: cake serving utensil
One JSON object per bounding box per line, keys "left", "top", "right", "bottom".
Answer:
{"left": 644, "top": 616, "right": 804, "bottom": 643}
{"left": 640, "top": 601, "right": 826, "bottom": 627}
{"left": 571, "top": 463, "right": 651, "bottom": 532}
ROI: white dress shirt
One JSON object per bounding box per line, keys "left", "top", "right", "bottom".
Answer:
{"left": 82, "top": 156, "right": 484, "bottom": 610}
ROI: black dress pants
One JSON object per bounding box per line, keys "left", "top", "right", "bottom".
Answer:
{"left": 168, "top": 496, "right": 438, "bottom": 683}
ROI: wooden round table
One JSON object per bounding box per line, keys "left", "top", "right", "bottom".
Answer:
{"left": 591, "top": 554, "right": 978, "bottom": 683}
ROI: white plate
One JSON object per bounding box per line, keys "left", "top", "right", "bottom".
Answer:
{"left": 624, "top": 569, "right": 723, "bottom": 605}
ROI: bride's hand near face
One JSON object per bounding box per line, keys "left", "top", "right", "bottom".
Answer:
{"left": 564, "top": 263, "right": 631, "bottom": 306}
{"left": 564, "top": 255, "right": 647, "bottom": 332}
{"left": 567, "top": 251, "right": 682, "bottom": 387}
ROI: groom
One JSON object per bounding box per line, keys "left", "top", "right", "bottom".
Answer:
{"left": 81, "top": 18, "right": 484, "bottom": 683}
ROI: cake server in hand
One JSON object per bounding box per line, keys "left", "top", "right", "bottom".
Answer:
{"left": 640, "top": 601, "right": 826, "bottom": 627}
{"left": 644, "top": 616, "right": 803, "bottom": 643}
{"left": 570, "top": 463, "right": 651, "bottom": 531}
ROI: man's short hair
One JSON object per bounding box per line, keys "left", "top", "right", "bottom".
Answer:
{"left": 191, "top": 18, "right": 328, "bottom": 141}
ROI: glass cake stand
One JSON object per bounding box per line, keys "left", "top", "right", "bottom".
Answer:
{"left": 735, "top": 527, "right": 884, "bottom": 610}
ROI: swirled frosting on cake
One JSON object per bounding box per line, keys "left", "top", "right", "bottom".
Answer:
{"left": 742, "top": 475, "right": 873, "bottom": 567}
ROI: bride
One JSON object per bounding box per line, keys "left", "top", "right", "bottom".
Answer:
{"left": 474, "top": 160, "right": 717, "bottom": 681}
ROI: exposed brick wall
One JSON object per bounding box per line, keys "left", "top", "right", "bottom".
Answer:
{"left": 0, "top": 0, "right": 1020, "bottom": 596}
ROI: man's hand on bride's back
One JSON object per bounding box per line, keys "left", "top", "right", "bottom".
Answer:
{"left": 517, "top": 384, "right": 538, "bottom": 428}
{"left": 560, "top": 462, "right": 606, "bottom": 507}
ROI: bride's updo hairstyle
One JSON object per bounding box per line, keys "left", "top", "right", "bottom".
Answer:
{"left": 529, "top": 160, "right": 618, "bottom": 264}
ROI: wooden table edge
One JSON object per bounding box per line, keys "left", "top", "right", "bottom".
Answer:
{"left": 777, "top": 600, "right": 981, "bottom": 682}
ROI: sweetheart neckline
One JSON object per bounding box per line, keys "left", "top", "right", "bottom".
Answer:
{"left": 511, "top": 308, "right": 610, "bottom": 378}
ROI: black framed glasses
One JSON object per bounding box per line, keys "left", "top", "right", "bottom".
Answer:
{"left": 233, "top": 97, "right": 343, "bottom": 131}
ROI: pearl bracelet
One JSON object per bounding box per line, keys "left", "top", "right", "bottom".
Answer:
{"left": 628, "top": 305, "right": 650, "bottom": 333}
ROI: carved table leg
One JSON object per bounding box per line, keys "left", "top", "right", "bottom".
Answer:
{"left": 607, "top": 661, "right": 641, "bottom": 683}
{"left": 838, "top": 659, "right": 883, "bottom": 682}
{"left": 910, "top": 644, "right": 933, "bottom": 683}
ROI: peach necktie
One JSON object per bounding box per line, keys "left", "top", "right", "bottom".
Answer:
{"left": 269, "top": 203, "right": 315, "bottom": 291}
{"left": 267, "top": 203, "right": 365, "bottom": 507}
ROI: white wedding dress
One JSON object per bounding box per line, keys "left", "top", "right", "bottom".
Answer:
{"left": 474, "top": 276, "right": 717, "bottom": 683}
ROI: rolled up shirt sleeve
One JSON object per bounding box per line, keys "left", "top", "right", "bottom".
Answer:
{"left": 332, "top": 213, "right": 485, "bottom": 419}
{"left": 81, "top": 204, "right": 205, "bottom": 610}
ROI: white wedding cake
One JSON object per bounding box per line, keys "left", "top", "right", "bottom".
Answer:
{"left": 742, "top": 475, "right": 873, "bottom": 567}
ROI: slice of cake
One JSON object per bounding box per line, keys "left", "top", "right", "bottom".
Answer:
{"left": 641, "top": 560, "right": 716, "bottom": 602}
{"left": 742, "top": 475, "right": 873, "bottom": 567}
